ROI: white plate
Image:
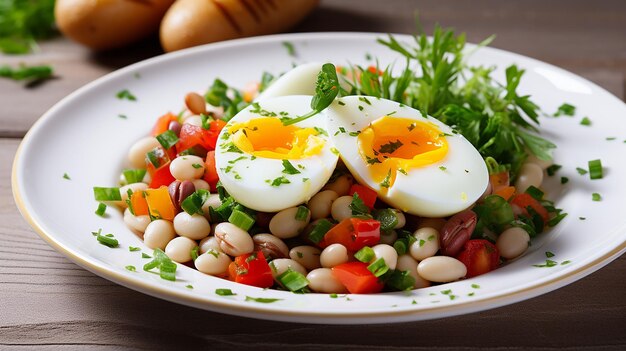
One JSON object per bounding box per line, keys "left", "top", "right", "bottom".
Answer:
{"left": 12, "top": 33, "right": 626, "bottom": 324}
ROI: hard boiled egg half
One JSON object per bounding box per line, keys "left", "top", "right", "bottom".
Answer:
{"left": 215, "top": 95, "right": 339, "bottom": 212}
{"left": 326, "top": 96, "right": 488, "bottom": 217}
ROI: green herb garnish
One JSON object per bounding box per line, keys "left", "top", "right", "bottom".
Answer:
{"left": 0, "top": 64, "right": 53, "bottom": 82}
{"left": 580, "top": 117, "right": 591, "bottom": 126}
{"left": 283, "top": 63, "right": 339, "bottom": 125}
{"left": 216, "top": 288, "right": 237, "bottom": 296}
{"left": 554, "top": 103, "right": 576, "bottom": 117}
{"left": 281, "top": 160, "right": 301, "bottom": 174}
{"left": 93, "top": 187, "right": 121, "bottom": 201}
{"left": 116, "top": 89, "right": 137, "bottom": 101}
{"left": 95, "top": 203, "right": 107, "bottom": 217}
{"left": 156, "top": 130, "right": 179, "bottom": 149}
{"left": 588, "top": 159, "right": 603, "bottom": 180}
{"left": 245, "top": 296, "right": 282, "bottom": 303}
{"left": 592, "top": 193, "right": 602, "bottom": 201}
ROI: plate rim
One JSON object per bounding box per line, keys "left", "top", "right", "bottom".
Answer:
{"left": 11, "top": 31, "right": 626, "bottom": 324}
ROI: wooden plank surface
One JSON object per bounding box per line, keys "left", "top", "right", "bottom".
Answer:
{"left": 1, "top": 0, "right": 625, "bottom": 349}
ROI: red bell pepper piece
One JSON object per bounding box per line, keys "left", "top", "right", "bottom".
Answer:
{"left": 332, "top": 262, "right": 384, "bottom": 294}
{"left": 228, "top": 251, "right": 274, "bottom": 288}
{"left": 456, "top": 239, "right": 500, "bottom": 278}
{"left": 147, "top": 162, "right": 175, "bottom": 189}
{"left": 202, "top": 150, "right": 219, "bottom": 191}
{"left": 349, "top": 184, "right": 378, "bottom": 209}
{"left": 510, "top": 193, "right": 549, "bottom": 223}
{"left": 320, "top": 218, "right": 380, "bottom": 252}
{"left": 177, "top": 119, "right": 226, "bottom": 153}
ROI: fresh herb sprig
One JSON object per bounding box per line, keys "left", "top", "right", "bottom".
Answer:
{"left": 0, "top": 0, "right": 56, "bottom": 54}
{"left": 282, "top": 63, "right": 339, "bottom": 126}
{"left": 0, "top": 64, "right": 53, "bottom": 82}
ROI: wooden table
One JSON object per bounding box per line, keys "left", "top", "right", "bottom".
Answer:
{"left": 2, "top": 1, "right": 625, "bottom": 349}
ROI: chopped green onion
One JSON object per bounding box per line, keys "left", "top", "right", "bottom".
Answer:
{"left": 216, "top": 288, "right": 236, "bottom": 296}
{"left": 181, "top": 189, "right": 210, "bottom": 215}
{"left": 393, "top": 240, "right": 407, "bottom": 255}
{"left": 270, "top": 176, "right": 291, "bottom": 187}
{"left": 95, "top": 203, "right": 107, "bottom": 217}
{"left": 545, "top": 251, "right": 555, "bottom": 258}
{"left": 281, "top": 160, "right": 301, "bottom": 174}
{"left": 190, "top": 246, "right": 199, "bottom": 261}
{"left": 143, "top": 248, "right": 177, "bottom": 281}
{"left": 129, "top": 246, "right": 141, "bottom": 252}
{"left": 560, "top": 176, "right": 569, "bottom": 184}
{"left": 308, "top": 219, "right": 334, "bottom": 244}
{"left": 186, "top": 284, "right": 194, "bottom": 289}
{"left": 374, "top": 209, "right": 399, "bottom": 231}
{"left": 349, "top": 193, "right": 370, "bottom": 216}
{"left": 295, "top": 206, "right": 310, "bottom": 221}
{"left": 580, "top": 117, "right": 591, "bottom": 126}
{"left": 588, "top": 159, "right": 603, "bottom": 180}
{"left": 546, "top": 164, "right": 561, "bottom": 176}
{"left": 116, "top": 89, "right": 136, "bottom": 101}
{"left": 200, "top": 113, "right": 213, "bottom": 130}
{"left": 380, "top": 169, "right": 392, "bottom": 188}
{"left": 384, "top": 270, "right": 415, "bottom": 291}
{"left": 146, "top": 147, "right": 168, "bottom": 168}
{"left": 592, "top": 193, "right": 602, "bottom": 201}
{"left": 554, "top": 103, "right": 575, "bottom": 117}
{"left": 228, "top": 209, "right": 255, "bottom": 231}
{"left": 367, "top": 257, "right": 389, "bottom": 277}
{"left": 96, "top": 231, "right": 119, "bottom": 248}
{"left": 156, "top": 130, "right": 179, "bottom": 149}
{"left": 245, "top": 296, "right": 282, "bottom": 303}
{"left": 276, "top": 269, "right": 309, "bottom": 292}
{"left": 123, "top": 169, "right": 147, "bottom": 184}
{"left": 125, "top": 265, "right": 136, "bottom": 272}
{"left": 63, "top": 173, "right": 71, "bottom": 180}
{"left": 525, "top": 186, "right": 544, "bottom": 201}
{"left": 576, "top": 167, "right": 588, "bottom": 175}
{"left": 93, "top": 187, "right": 121, "bottom": 201}
{"left": 354, "top": 246, "right": 375, "bottom": 263}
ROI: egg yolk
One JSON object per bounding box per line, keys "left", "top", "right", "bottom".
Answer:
{"left": 357, "top": 116, "right": 448, "bottom": 188}
{"left": 228, "top": 117, "right": 325, "bottom": 159}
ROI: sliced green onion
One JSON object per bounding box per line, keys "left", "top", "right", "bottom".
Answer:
{"left": 384, "top": 270, "right": 415, "bottom": 291}
{"left": 123, "top": 169, "right": 147, "bottom": 184}
{"left": 546, "top": 164, "right": 561, "bottom": 176}
{"left": 214, "top": 196, "right": 236, "bottom": 221}
{"left": 96, "top": 232, "right": 119, "bottom": 248}
{"left": 142, "top": 252, "right": 151, "bottom": 259}
{"left": 245, "top": 296, "right": 282, "bottom": 303}
{"left": 308, "top": 219, "right": 333, "bottom": 244}
{"left": 116, "top": 89, "right": 136, "bottom": 101}
{"left": 592, "top": 193, "right": 602, "bottom": 201}
{"left": 393, "top": 240, "right": 407, "bottom": 255}
{"left": 129, "top": 246, "right": 141, "bottom": 252}
{"left": 181, "top": 189, "right": 210, "bottom": 215}
{"left": 93, "top": 187, "right": 121, "bottom": 201}
{"left": 367, "top": 257, "right": 389, "bottom": 277}
{"left": 579, "top": 117, "right": 591, "bottom": 126}
{"left": 281, "top": 159, "right": 301, "bottom": 174}
{"left": 63, "top": 173, "right": 71, "bottom": 180}
{"left": 200, "top": 113, "right": 214, "bottom": 130}
{"left": 216, "top": 288, "right": 236, "bottom": 296}
{"left": 525, "top": 186, "right": 544, "bottom": 201}
{"left": 354, "top": 246, "right": 375, "bottom": 263}
{"left": 125, "top": 265, "right": 136, "bottom": 272}
{"left": 228, "top": 209, "right": 255, "bottom": 231}
{"left": 374, "top": 209, "right": 398, "bottom": 231}
{"left": 349, "top": 193, "right": 369, "bottom": 216}
{"left": 146, "top": 147, "right": 168, "bottom": 168}
{"left": 588, "top": 159, "right": 603, "bottom": 180}
{"left": 190, "top": 246, "right": 199, "bottom": 261}
{"left": 295, "top": 206, "right": 310, "bottom": 221}
{"left": 156, "top": 130, "right": 179, "bottom": 149}
{"left": 143, "top": 248, "right": 177, "bottom": 281}
{"left": 95, "top": 203, "right": 107, "bottom": 217}
{"left": 576, "top": 167, "right": 588, "bottom": 175}
{"left": 276, "top": 269, "right": 309, "bottom": 292}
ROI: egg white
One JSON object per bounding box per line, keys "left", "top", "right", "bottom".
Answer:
{"left": 255, "top": 62, "right": 323, "bottom": 102}
{"left": 215, "top": 95, "right": 339, "bottom": 212}
{"left": 326, "top": 96, "right": 489, "bottom": 217}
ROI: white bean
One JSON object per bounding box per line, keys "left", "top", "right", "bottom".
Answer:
{"left": 201, "top": 194, "right": 222, "bottom": 220}
{"left": 409, "top": 227, "right": 440, "bottom": 261}
{"left": 393, "top": 210, "right": 406, "bottom": 229}
{"left": 331, "top": 195, "right": 353, "bottom": 222}
{"left": 269, "top": 258, "right": 307, "bottom": 279}
{"left": 372, "top": 244, "right": 398, "bottom": 270}
{"left": 515, "top": 163, "right": 544, "bottom": 193}
{"left": 123, "top": 208, "right": 150, "bottom": 233}
{"left": 143, "top": 219, "right": 176, "bottom": 250}
{"left": 497, "top": 227, "right": 530, "bottom": 259}
{"left": 191, "top": 179, "right": 210, "bottom": 191}
{"left": 417, "top": 256, "right": 467, "bottom": 282}
{"left": 195, "top": 250, "right": 231, "bottom": 276}
{"left": 269, "top": 207, "right": 310, "bottom": 239}
{"left": 198, "top": 236, "right": 221, "bottom": 254}
{"left": 170, "top": 155, "right": 205, "bottom": 181}
{"left": 396, "top": 254, "right": 430, "bottom": 289}
{"left": 165, "top": 236, "right": 197, "bottom": 263}
{"left": 379, "top": 229, "right": 398, "bottom": 245}
{"left": 322, "top": 174, "right": 353, "bottom": 196}
{"left": 253, "top": 233, "right": 289, "bottom": 259}
{"left": 307, "top": 268, "right": 348, "bottom": 294}
{"left": 289, "top": 245, "right": 321, "bottom": 270}
{"left": 320, "top": 244, "right": 349, "bottom": 268}
{"left": 183, "top": 115, "right": 203, "bottom": 127}
{"left": 173, "top": 212, "right": 211, "bottom": 240}
{"left": 308, "top": 190, "right": 339, "bottom": 219}
{"left": 128, "top": 136, "right": 160, "bottom": 169}
{"left": 214, "top": 222, "right": 254, "bottom": 256}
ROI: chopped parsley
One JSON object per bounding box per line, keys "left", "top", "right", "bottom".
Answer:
{"left": 592, "top": 193, "right": 602, "bottom": 201}
{"left": 281, "top": 160, "right": 301, "bottom": 174}
{"left": 129, "top": 246, "right": 141, "bottom": 252}
{"left": 576, "top": 167, "right": 588, "bottom": 175}
{"left": 216, "top": 288, "right": 237, "bottom": 296}
{"left": 62, "top": 173, "right": 70, "bottom": 180}
{"left": 116, "top": 89, "right": 137, "bottom": 101}
{"left": 560, "top": 176, "right": 569, "bottom": 184}
{"left": 380, "top": 169, "right": 392, "bottom": 188}
{"left": 439, "top": 166, "right": 447, "bottom": 171}
{"left": 282, "top": 41, "right": 296, "bottom": 57}
{"left": 270, "top": 176, "right": 291, "bottom": 187}
{"left": 554, "top": 103, "right": 576, "bottom": 117}
{"left": 314, "top": 127, "right": 328, "bottom": 136}
{"left": 245, "top": 296, "right": 282, "bottom": 303}
{"left": 249, "top": 102, "right": 277, "bottom": 117}
{"left": 580, "top": 117, "right": 592, "bottom": 126}
{"left": 379, "top": 139, "right": 403, "bottom": 154}
{"left": 125, "top": 265, "right": 136, "bottom": 272}
{"left": 358, "top": 96, "right": 372, "bottom": 105}
{"left": 546, "top": 164, "right": 561, "bottom": 176}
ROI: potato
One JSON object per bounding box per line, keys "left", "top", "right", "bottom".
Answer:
{"left": 55, "top": 0, "right": 175, "bottom": 50}
{"left": 160, "top": 0, "right": 319, "bottom": 52}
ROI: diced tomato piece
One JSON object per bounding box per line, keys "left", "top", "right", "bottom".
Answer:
{"left": 177, "top": 120, "right": 226, "bottom": 153}
{"left": 320, "top": 218, "right": 380, "bottom": 252}
{"left": 206, "top": 119, "right": 226, "bottom": 149}
{"left": 332, "top": 262, "right": 384, "bottom": 294}
{"left": 510, "top": 193, "right": 549, "bottom": 222}
{"left": 202, "top": 150, "right": 219, "bottom": 191}
{"left": 493, "top": 186, "right": 516, "bottom": 201}
{"left": 147, "top": 162, "right": 175, "bottom": 189}
{"left": 151, "top": 113, "right": 178, "bottom": 137}
{"left": 456, "top": 239, "right": 500, "bottom": 278}
{"left": 228, "top": 251, "right": 273, "bottom": 288}
{"left": 349, "top": 184, "right": 377, "bottom": 209}
{"left": 129, "top": 191, "right": 149, "bottom": 216}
